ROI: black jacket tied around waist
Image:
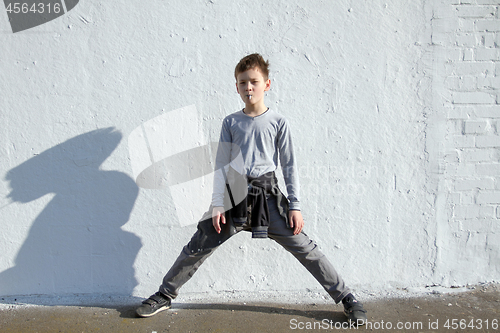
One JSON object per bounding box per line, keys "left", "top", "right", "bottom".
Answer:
{"left": 228, "top": 171, "right": 289, "bottom": 238}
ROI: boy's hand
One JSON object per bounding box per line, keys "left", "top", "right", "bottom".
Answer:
{"left": 212, "top": 207, "right": 226, "bottom": 234}
{"left": 289, "top": 210, "right": 304, "bottom": 235}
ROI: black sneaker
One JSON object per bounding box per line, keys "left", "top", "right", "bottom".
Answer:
{"left": 136, "top": 292, "right": 172, "bottom": 318}
{"left": 342, "top": 293, "right": 367, "bottom": 326}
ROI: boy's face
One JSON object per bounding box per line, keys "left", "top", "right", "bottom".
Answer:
{"left": 235, "top": 67, "right": 271, "bottom": 109}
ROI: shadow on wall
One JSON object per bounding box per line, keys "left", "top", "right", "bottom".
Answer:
{"left": 0, "top": 128, "right": 140, "bottom": 298}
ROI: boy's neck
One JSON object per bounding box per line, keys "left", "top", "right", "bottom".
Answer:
{"left": 243, "top": 103, "right": 268, "bottom": 117}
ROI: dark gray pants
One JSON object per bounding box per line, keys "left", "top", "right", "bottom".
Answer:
{"left": 159, "top": 195, "right": 350, "bottom": 303}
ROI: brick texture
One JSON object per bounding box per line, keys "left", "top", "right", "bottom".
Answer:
{"left": 434, "top": 1, "right": 500, "bottom": 284}
{"left": 442, "top": 2, "right": 500, "bottom": 204}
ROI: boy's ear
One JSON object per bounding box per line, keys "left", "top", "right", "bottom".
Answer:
{"left": 235, "top": 82, "right": 239, "bottom": 93}
{"left": 265, "top": 79, "right": 271, "bottom": 91}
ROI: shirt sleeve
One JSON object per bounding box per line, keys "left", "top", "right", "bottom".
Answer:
{"left": 211, "top": 118, "right": 232, "bottom": 208}
{"left": 277, "top": 118, "right": 300, "bottom": 210}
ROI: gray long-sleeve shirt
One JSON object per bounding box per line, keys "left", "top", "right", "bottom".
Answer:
{"left": 211, "top": 109, "right": 300, "bottom": 210}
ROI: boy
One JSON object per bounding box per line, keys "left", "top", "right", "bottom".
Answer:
{"left": 136, "top": 53, "right": 367, "bottom": 325}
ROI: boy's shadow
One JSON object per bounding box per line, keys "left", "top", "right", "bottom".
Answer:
{"left": 117, "top": 302, "right": 347, "bottom": 323}
{"left": 0, "top": 127, "right": 140, "bottom": 299}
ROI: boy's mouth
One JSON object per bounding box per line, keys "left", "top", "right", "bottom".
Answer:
{"left": 247, "top": 95, "right": 252, "bottom": 100}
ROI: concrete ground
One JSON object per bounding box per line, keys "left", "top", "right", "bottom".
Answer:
{"left": 1, "top": 283, "right": 499, "bottom": 333}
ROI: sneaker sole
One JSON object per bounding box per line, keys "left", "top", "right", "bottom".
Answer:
{"left": 344, "top": 310, "right": 367, "bottom": 326}
{"left": 136, "top": 304, "right": 171, "bottom": 318}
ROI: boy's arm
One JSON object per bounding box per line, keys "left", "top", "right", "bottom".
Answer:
{"left": 211, "top": 119, "right": 232, "bottom": 209}
{"left": 277, "top": 118, "right": 300, "bottom": 211}
{"left": 211, "top": 120, "right": 231, "bottom": 234}
{"left": 277, "top": 117, "right": 303, "bottom": 234}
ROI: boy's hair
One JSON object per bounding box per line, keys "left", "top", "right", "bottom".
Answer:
{"left": 234, "top": 53, "right": 270, "bottom": 81}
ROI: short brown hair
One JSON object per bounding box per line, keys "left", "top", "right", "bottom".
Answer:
{"left": 234, "top": 53, "right": 270, "bottom": 81}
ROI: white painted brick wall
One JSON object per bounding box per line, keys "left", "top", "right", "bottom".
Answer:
{"left": 476, "top": 134, "right": 500, "bottom": 146}
{"left": 477, "top": 163, "right": 500, "bottom": 174}
{"left": 453, "top": 178, "right": 495, "bottom": 191}
{"left": 432, "top": 0, "right": 500, "bottom": 286}
{"left": 0, "top": 0, "right": 499, "bottom": 299}
{"left": 463, "top": 120, "right": 490, "bottom": 133}
{"left": 0, "top": 0, "right": 438, "bottom": 298}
